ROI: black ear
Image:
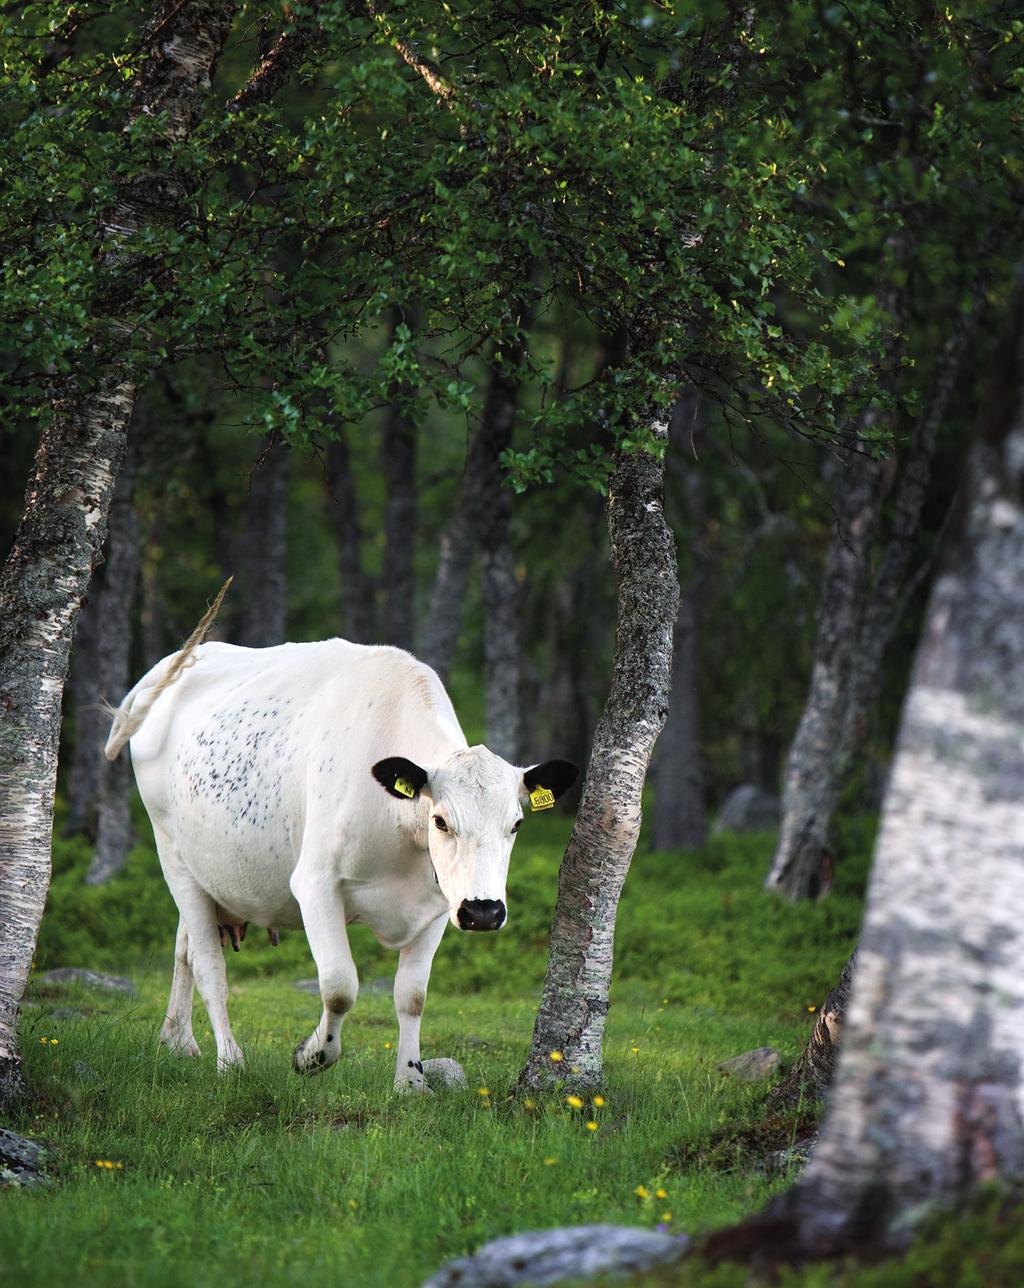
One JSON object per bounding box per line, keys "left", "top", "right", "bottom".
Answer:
{"left": 523, "top": 760, "right": 579, "bottom": 802}
{"left": 372, "top": 757, "right": 428, "bottom": 801}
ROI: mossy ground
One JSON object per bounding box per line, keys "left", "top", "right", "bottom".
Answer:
{"left": 0, "top": 805, "right": 916, "bottom": 1286}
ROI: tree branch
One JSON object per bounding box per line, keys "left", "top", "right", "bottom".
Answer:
{"left": 227, "top": 4, "right": 326, "bottom": 113}
{"left": 365, "top": 1, "right": 457, "bottom": 103}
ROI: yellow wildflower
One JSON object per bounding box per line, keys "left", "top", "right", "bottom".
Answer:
{"left": 524, "top": 1098, "right": 537, "bottom": 1110}
{"left": 384, "top": 1041, "right": 392, "bottom": 1049}
{"left": 543, "top": 1157, "right": 558, "bottom": 1166}
{"left": 661, "top": 1212, "right": 672, "bottom": 1222}
{"left": 635, "top": 1185, "right": 649, "bottom": 1199}
{"left": 807, "top": 1005, "right": 817, "bottom": 1013}
{"left": 477, "top": 1087, "right": 490, "bottom": 1097}
{"left": 593, "top": 1095, "right": 605, "bottom": 1107}
{"left": 348, "top": 1199, "right": 358, "bottom": 1210}
{"left": 631, "top": 1046, "right": 640, "bottom": 1055}
{"left": 585, "top": 1121, "right": 598, "bottom": 1132}
{"left": 655, "top": 1187, "right": 667, "bottom": 1199}
{"left": 565, "top": 1094, "right": 584, "bottom": 1109}
{"left": 50, "top": 1038, "right": 58, "bottom": 1045}
{"left": 548, "top": 1050, "right": 563, "bottom": 1062}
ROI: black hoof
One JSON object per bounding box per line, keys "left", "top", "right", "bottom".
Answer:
{"left": 293, "top": 1042, "right": 328, "bottom": 1074}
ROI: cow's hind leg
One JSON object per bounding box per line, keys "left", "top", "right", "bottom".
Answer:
{"left": 159, "top": 916, "right": 200, "bottom": 1057}
{"left": 156, "top": 836, "right": 244, "bottom": 1071}
{"left": 393, "top": 914, "right": 447, "bottom": 1094}
{"left": 290, "top": 863, "right": 357, "bottom": 1074}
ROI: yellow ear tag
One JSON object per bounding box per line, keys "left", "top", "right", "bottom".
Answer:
{"left": 529, "top": 785, "right": 555, "bottom": 812}
{"left": 394, "top": 777, "right": 416, "bottom": 799}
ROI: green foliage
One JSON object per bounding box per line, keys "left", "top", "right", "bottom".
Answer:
{"left": 14, "top": 0, "right": 1022, "bottom": 481}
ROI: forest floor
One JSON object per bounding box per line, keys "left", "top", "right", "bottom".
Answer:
{"left": 3, "top": 811, "right": 870, "bottom": 1286}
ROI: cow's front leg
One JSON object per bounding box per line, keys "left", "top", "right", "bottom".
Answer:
{"left": 290, "top": 864, "right": 358, "bottom": 1074}
{"left": 393, "top": 914, "right": 447, "bottom": 1094}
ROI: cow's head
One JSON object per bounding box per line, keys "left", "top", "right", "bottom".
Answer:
{"left": 372, "top": 747, "right": 578, "bottom": 931}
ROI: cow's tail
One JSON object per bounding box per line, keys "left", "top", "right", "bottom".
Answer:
{"left": 104, "top": 577, "right": 233, "bottom": 761}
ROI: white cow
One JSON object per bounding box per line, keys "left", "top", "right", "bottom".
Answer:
{"left": 105, "top": 630, "right": 577, "bottom": 1090}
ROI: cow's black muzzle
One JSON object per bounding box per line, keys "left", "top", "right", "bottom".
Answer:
{"left": 457, "top": 899, "right": 506, "bottom": 932}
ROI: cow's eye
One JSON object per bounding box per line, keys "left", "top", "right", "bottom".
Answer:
{"left": 512, "top": 819, "right": 522, "bottom": 833}
{"left": 433, "top": 815, "right": 448, "bottom": 832}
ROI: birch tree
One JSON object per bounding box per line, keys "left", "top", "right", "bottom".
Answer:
{"left": 0, "top": 0, "right": 321, "bottom": 1108}
{"left": 725, "top": 292, "right": 1024, "bottom": 1260}
{"left": 519, "top": 423, "right": 678, "bottom": 1089}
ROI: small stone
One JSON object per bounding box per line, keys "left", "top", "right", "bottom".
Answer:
{"left": 0, "top": 1128, "right": 52, "bottom": 1190}
{"left": 33, "top": 968, "right": 135, "bottom": 996}
{"left": 718, "top": 1046, "right": 780, "bottom": 1080}
{"left": 712, "top": 784, "right": 779, "bottom": 834}
{"left": 421, "top": 1058, "right": 467, "bottom": 1089}
{"left": 763, "top": 1133, "right": 819, "bottom": 1175}
{"left": 422, "top": 1224, "right": 689, "bottom": 1287}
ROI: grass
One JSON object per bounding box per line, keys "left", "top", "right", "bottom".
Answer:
{"left": 3, "top": 807, "right": 871, "bottom": 1286}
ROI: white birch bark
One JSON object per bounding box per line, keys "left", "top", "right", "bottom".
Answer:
{"left": 745, "top": 298, "right": 1024, "bottom": 1256}
{"left": 0, "top": 0, "right": 237, "bottom": 1107}
{"left": 519, "top": 424, "right": 678, "bottom": 1089}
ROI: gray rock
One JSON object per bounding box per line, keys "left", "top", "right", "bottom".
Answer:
{"left": 33, "top": 968, "right": 135, "bottom": 996}
{"left": 422, "top": 1058, "right": 467, "bottom": 1089}
{"left": 718, "top": 1046, "right": 780, "bottom": 1080}
{"left": 713, "top": 784, "right": 780, "bottom": 834}
{"left": 763, "top": 1133, "right": 818, "bottom": 1175}
{"left": 423, "top": 1225, "right": 688, "bottom": 1288}
{"left": 0, "top": 1128, "right": 52, "bottom": 1190}
{"left": 293, "top": 979, "right": 320, "bottom": 994}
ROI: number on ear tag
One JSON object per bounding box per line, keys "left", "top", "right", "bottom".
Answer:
{"left": 529, "top": 785, "right": 555, "bottom": 812}
{"left": 394, "top": 777, "right": 416, "bottom": 799}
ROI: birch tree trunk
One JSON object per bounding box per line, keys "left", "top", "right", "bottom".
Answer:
{"left": 326, "top": 431, "right": 376, "bottom": 643}
{"left": 767, "top": 291, "right": 984, "bottom": 903}
{"left": 0, "top": 0, "right": 236, "bottom": 1110}
{"left": 480, "top": 362, "right": 523, "bottom": 760}
{"left": 765, "top": 448, "right": 883, "bottom": 901}
{"left": 381, "top": 401, "right": 417, "bottom": 650}
{"left": 64, "top": 587, "right": 104, "bottom": 837}
{"left": 239, "top": 436, "right": 289, "bottom": 647}
{"left": 86, "top": 442, "right": 139, "bottom": 884}
{"left": 652, "top": 394, "right": 707, "bottom": 851}
{"left": 519, "top": 425, "right": 678, "bottom": 1090}
{"left": 66, "top": 438, "right": 139, "bottom": 851}
{"left": 381, "top": 312, "right": 418, "bottom": 651}
{"left": 767, "top": 949, "right": 857, "bottom": 1111}
{"left": 732, "top": 298, "right": 1024, "bottom": 1260}
{"left": 421, "top": 353, "right": 520, "bottom": 683}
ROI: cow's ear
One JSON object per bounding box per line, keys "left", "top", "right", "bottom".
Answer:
{"left": 372, "top": 757, "right": 429, "bottom": 801}
{"left": 522, "top": 760, "right": 579, "bottom": 810}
